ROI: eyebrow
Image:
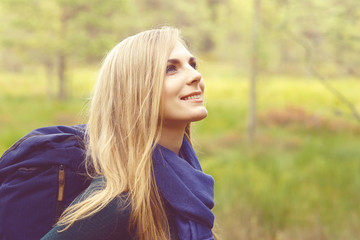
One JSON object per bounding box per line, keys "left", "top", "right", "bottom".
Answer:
{"left": 167, "top": 57, "right": 196, "bottom": 64}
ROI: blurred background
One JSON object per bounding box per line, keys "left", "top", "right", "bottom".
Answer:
{"left": 1, "top": 0, "right": 360, "bottom": 239}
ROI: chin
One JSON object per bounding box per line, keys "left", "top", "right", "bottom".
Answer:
{"left": 191, "top": 110, "right": 208, "bottom": 122}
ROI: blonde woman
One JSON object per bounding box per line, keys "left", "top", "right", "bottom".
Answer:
{"left": 41, "top": 27, "right": 216, "bottom": 240}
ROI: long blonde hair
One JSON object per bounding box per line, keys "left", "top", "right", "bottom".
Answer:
{"left": 58, "top": 27, "right": 181, "bottom": 240}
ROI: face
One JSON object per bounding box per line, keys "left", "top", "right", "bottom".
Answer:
{"left": 162, "top": 41, "right": 208, "bottom": 127}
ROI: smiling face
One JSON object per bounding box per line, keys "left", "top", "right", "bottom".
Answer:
{"left": 162, "top": 41, "right": 208, "bottom": 128}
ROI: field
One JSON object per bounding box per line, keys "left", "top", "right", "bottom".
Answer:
{"left": 1, "top": 64, "right": 360, "bottom": 239}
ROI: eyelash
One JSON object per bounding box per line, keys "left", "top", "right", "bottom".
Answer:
{"left": 166, "top": 65, "right": 176, "bottom": 73}
{"left": 166, "top": 61, "right": 197, "bottom": 74}
{"left": 190, "top": 62, "right": 197, "bottom": 70}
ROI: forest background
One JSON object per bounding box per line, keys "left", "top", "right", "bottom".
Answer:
{"left": 1, "top": 0, "right": 360, "bottom": 239}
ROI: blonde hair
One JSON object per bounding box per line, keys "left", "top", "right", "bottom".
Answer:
{"left": 58, "top": 27, "right": 181, "bottom": 239}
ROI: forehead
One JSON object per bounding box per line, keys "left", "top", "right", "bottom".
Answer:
{"left": 168, "top": 41, "right": 193, "bottom": 59}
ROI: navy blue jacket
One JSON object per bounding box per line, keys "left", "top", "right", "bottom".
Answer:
{"left": 41, "top": 178, "right": 180, "bottom": 240}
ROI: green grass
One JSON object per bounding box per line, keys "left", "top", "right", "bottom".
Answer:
{"left": 200, "top": 129, "right": 360, "bottom": 239}
{"left": 1, "top": 63, "right": 360, "bottom": 239}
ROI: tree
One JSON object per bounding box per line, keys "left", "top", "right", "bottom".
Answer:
{"left": 247, "top": 0, "right": 261, "bottom": 142}
{"left": 1, "top": 0, "right": 133, "bottom": 100}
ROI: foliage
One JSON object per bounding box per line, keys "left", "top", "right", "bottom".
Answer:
{"left": 0, "top": 0, "right": 134, "bottom": 98}
{"left": 1, "top": 0, "right": 360, "bottom": 78}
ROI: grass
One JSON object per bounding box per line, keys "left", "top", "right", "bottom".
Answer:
{"left": 201, "top": 128, "right": 360, "bottom": 239}
{"left": 1, "top": 63, "right": 360, "bottom": 239}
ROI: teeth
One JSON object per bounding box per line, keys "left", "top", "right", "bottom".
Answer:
{"left": 183, "top": 94, "right": 201, "bottom": 100}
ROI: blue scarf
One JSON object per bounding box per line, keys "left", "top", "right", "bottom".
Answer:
{"left": 152, "top": 137, "right": 215, "bottom": 240}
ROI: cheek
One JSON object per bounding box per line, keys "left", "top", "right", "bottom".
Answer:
{"left": 162, "top": 84, "right": 172, "bottom": 102}
{"left": 162, "top": 85, "right": 177, "bottom": 111}
{"left": 163, "top": 79, "right": 181, "bottom": 99}
{"left": 200, "top": 80, "right": 205, "bottom": 92}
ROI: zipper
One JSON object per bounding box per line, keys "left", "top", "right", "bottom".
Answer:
{"left": 55, "top": 165, "right": 65, "bottom": 222}
{"left": 57, "top": 165, "right": 65, "bottom": 201}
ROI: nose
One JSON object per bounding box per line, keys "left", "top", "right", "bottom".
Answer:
{"left": 186, "top": 67, "right": 202, "bottom": 85}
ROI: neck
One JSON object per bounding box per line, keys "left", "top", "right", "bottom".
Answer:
{"left": 158, "top": 121, "right": 187, "bottom": 154}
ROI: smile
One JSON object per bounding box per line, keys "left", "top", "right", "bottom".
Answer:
{"left": 181, "top": 94, "right": 201, "bottom": 101}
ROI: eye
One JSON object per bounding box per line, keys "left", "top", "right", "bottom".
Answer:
{"left": 166, "top": 65, "right": 177, "bottom": 74}
{"left": 190, "top": 61, "right": 197, "bottom": 70}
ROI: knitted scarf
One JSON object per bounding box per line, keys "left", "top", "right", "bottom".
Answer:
{"left": 152, "top": 137, "right": 215, "bottom": 240}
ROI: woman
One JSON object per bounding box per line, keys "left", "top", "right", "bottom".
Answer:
{"left": 42, "top": 27, "right": 216, "bottom": 240}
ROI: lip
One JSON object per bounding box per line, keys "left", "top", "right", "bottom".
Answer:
{"left": 180, "top": 91, "right": 202, "bottom": 100}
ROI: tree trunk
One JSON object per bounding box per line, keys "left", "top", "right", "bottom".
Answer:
{"left": 44, "top": 61, "right": 54, "bottom": 98}
{"left": 58, "top": 54, "right": 66, "bottom": 100}
{"left": 57, "top": 5, "right": 69, "bottom": 101}
{"left": 247, "top": 0, "right": 261, "bottom": 142}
